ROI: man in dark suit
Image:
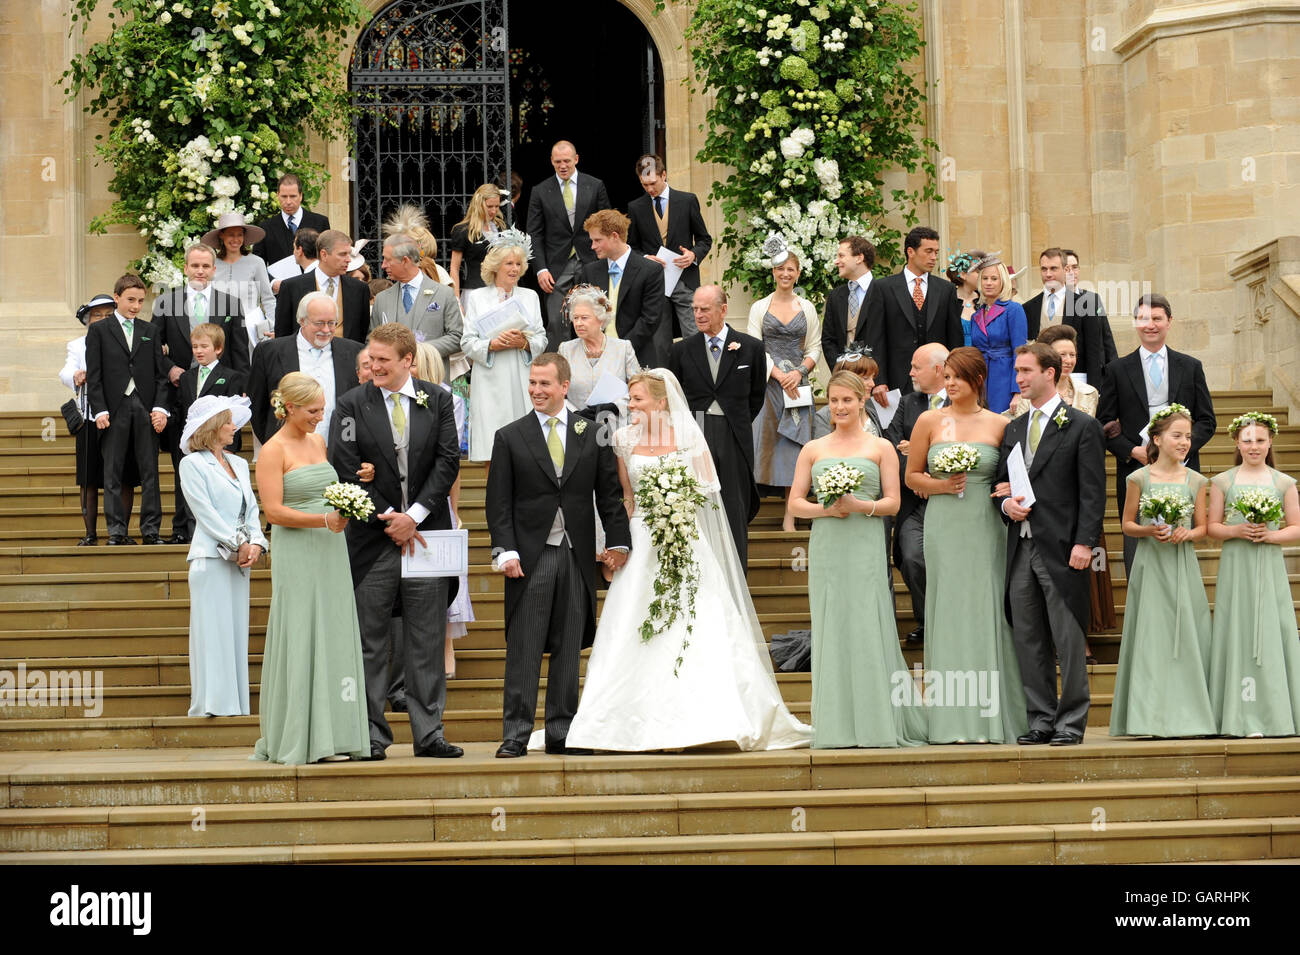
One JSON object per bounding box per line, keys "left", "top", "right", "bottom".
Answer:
{"left": 1063, "top": 249, "right": 1118, "bottom": 367}
{"left": 994, "top": 343, "right": 1107, "bottom": 745}
{"left": 869, "top": 226, "right": 964, "bottom": 406}
{"left": 1097, "top": 293, "right": 1215, "bottom": 575}
{"left": 885, "top": 342, "right": 950, "bottom": 647}
{"left": 526, "top": 140, "right": 611, "bottom": 350}
{"left": 176, "top": 323, "right": 246, "bottom": 454}
{"left": 668, "top": 285, "right": 767, "bottom": 569}
{"left": 580, "top": 208, "right": 666, "bottom": 368}
{"left": 821, "top": 235, "right": 883, "bottom": 365}
{"left": 251, "top": 173, "right": 330, "bottom": 270}
{"left": 153, "top": 244, "right": 250, "bottom": 542}
{"left": 1022, "top": 247, "right": 1106, "bottom": 382}
{"left": 86, "top": 274, "right": 171, "bottom": 545}
{"left": 485, "top": 352, "right": 631, "bottom": 757}
{"left": 329, "top": 322, "right": 464, "bottom": 761}
{"left": 273, "top": 229, "right": 369, "bottom": 341}
{"left": 627, "top": 153, "right": 712, "bottom": 343}
{"left": 248, "top": 292, "right": 362, "bottom": 445}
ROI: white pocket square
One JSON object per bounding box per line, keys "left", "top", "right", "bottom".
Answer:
{"left": 736, "top": 364, "right": 749, "bottom": 370}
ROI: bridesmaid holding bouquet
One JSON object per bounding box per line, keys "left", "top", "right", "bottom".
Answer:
{"left": 1206, "top": 413, "right": 1300, "bottom": 737}
{"left": 1110, "top": 405, "right": 1215, "bottom": 738}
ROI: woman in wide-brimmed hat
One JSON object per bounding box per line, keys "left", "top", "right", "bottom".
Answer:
{"left": 177, "top": 394, "right": 267, "bottom": 717}
{"left": 58, "top": 293, "right": 139, "bottom": 545}
{"left": 204, "top": 212, "right": 276, "bottom": 341}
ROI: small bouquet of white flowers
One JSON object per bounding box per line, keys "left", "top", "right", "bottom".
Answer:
{"left": 1138, "top": 488, "right": 1192, "bottom": 529}
{"left": 634, "top": 460, "right": 717, "bottom": 676}
{"left": 1231, "top": 487, "right": 1284, "bottom": 527}
{"left": 815, "top": 461, "right": 864, "bottom": 508}
{"left": 322, "top": 482, "right": 375, "bottom": 521}
{"left": 931, "top": 443, "right": 981, "bottom": 499}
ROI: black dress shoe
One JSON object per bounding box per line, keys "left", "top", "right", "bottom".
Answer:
{"left": 76, "top": 535, "right": 98, "bottom": 547}
{"left": 904, "top": 627, "right": 924, "bottom": 648}
{"left": 1017, "top": 728, "right": 1055, "bottom": 745}
{"left": 356, "top": 744, "right": 386, "bottom": 761}
{"left": 106, "top": 535, "right": 135, "bottom": 546}
{"left": 563, "top": 746, "right": 593, "bottom": 756}
{"left": 387, "top": 697, "right": 408, "bottom": 713}
{"left": 165, "top": 533, "right": 190, "bottom": 545}
{"left": 544, "top": 739, "right": 567, "bottom": 755}
{"left": 141, "top": 534, "right": 165, "bottom": 545}
{"left": 414, "top": 738, "right": 464, "bottom": 758}
{"left": 495, "top": 740, "right": 527, "bottom": 758}
{"left": 1050, "top": 732, "right": 1083, "bottom": 746}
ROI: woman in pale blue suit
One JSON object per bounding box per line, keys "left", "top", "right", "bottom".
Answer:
{"left": 178, "top": 395, "right": 267, "bottom": 717}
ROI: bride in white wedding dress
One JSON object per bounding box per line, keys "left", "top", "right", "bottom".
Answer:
{"left": 546, "top": 369, "right": 811, "bottom": 752}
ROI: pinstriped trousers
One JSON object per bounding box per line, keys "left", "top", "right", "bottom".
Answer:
{"left": 501, "top": 543, "right": 588, "bottom": 746}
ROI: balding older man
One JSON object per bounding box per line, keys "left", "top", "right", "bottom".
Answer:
{"left": 372, "top": 233, "right": 463, "bottom": 359}
{"left": 885, "top": 342, "right": 951, "bottom": 647}
{"left": 274, "top": 228, "right": 370, "bottom": 341}
{"left": 249, "top": 291, "right": 362, "bottom": 444}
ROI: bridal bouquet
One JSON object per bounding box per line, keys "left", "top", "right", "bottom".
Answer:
{"left": 931, "top": 443, "right": 981, "bottom": 499}
{"left": 1231, "top": 487, "right": 1284, "bottom": 527}
{"left": 634, "top": 460, "right": 717, "bottom": 676}
{"left": 322, "top": 482, "right": 375, "bottom": 521}
{"left": 815, "top": 461, "right": 864, "bottom": 508}
{"left": 1138, "top": 489, "right": 1192, "bottom": 529}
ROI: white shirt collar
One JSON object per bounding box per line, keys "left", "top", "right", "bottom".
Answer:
{"left": 186, "top": 283, "right": 210, "bottom": 298}
{"left": 380, "top": 376, "right": 417, "bottom": 401}
{"left": 609, "top": 247, "right": 632, "bottom": 273}
{"left": 284, "top": 210, "right": 301, "bottom": 229}
{"left": 297, "top": 330, "right": 331, "bottom": 355}
{"left": 851, "top": 271, "right": 873, "bottom": 292}
{"left": 115, "top": 311, "right": 134, "bottom": 325}
{"left": 535, "top": 405, "right": 569, "bottom": 428}
{"left": 1030, "top": 391, "right": 1064, "bottom": 421}
{"left": 657, "top": 185, "right": 671, "bottom": 203}
{"left": 706, "top": 324, "right": 730, "bottom": 344}
{"left": 904, "top": 266, "right": 928, "bottom": 286}
{"left": 198, "top": 359, "right": 219, "bottom": 371}
{"left": 558, "top": 171, "right": 579, "bottom": 191}
{"left": 1140, "top": 344, "right": 1169, "bottom": 362}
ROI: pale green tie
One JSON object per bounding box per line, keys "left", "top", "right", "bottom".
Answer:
{"left": 1029, "top": 409, "right": 1043, "bottom": 454}
{"left": 929, "top": 393, "right": 942, "bottom": 410}
{"left": 122, "top": 318, "right": 134, "bottom": 346}
{"left": 193, "top": 292, "right": 206, "bottom": 327}
{"left": 546, "top": 417, "right": 564, "bottom": 472}
{"left": 198, "top": 365, "right": 211, "bottom": 392}
{"left": 389, "top": 393, "right": 406, "bottom": 435}
{"left": 563, "top": 179, "right": 576, "bottom": 258}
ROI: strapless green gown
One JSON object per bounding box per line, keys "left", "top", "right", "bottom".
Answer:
{"left": 252, "top": 462, "right": 370, "bottom": 764}
{"left": 923, "top": 442, "right": 1028, "bottom": 743}
{"left": 809, "top": 457, "right": 926, "bottom": 748}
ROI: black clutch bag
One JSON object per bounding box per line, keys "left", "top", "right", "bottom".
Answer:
{"left": 60, "top": 398, "right": 85, "bottom": 435}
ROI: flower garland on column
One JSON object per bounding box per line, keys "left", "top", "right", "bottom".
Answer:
{"left": 684, "top": 0, "right": 940, "bottom": 305}
{"left": 64, "top": 0, "right": 367, "bottom": 288}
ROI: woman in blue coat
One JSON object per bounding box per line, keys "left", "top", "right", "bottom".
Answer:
{"left": 178, "top": 395, "right": 267, "bottom": 717}
{"left": 969, "top": 256, "right": 1028, "bottom": 413}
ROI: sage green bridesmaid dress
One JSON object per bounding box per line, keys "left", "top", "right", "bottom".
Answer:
{"left": 809, "top": 456, "right": 926, "bottom": 748}
{"left": 1209, "top": 467, "right": 1300, "bottom": 736}
{"left": 1109, "top": 467, "right": 1216, "bottom": 737}
{"left": 252, "top": 462, "right": 370, "bottom": 764}
{"left": 923, "top": 442, "right": 1028, "bottom": 743}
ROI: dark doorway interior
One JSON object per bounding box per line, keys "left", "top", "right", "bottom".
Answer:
{"left": 507, "top": 0, "right": 665, "bottom": 222}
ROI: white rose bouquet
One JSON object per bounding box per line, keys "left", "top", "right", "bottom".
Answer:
{"left": 931, "top": 443, "right": 981, "bottom": 499}
{"left": 322, "top": 482, "right": 375, "bottom": 521}
{"left": 815, "top": 461, "right": 864, "bottom": 508}
{"left": 633, "top": 460, "right": 717, "bottom": 676}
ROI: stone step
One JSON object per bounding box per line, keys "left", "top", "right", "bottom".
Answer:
{"left": 1, "top": 775, "right": 1294, "bottom": 853}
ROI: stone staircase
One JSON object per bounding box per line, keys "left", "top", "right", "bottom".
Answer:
{"left": 1, "top": 391, "right": 1298, "bottom": 863}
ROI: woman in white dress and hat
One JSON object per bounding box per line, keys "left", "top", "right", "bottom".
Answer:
{"left": 178, "top": 394, "right": 267, "bottom": 717}
{"left": 204, "top": 212, "right": 276, "bottom": 346}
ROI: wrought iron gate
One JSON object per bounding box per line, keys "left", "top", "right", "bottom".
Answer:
{"left": 350, "top": 0, "right": 512, "bottom": 273}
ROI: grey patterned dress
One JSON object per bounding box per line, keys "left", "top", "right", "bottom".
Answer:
{"left": 752, "top": 310, "right": 811, "bottom": 488}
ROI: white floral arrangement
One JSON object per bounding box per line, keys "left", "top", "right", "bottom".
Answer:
{"left": 741, "top": 198, "right": 875, "bottom": 280}
{"left": 1138, "top": 488, "right": 1192, "bottom": 528}
{"left": 323, "top": 482, "right": 375, "bottom": 522}
{"left": 633, "top": 460, "right": 717, "bottom": 677}
{"left": 931, "top": 443, "right": 981, "bottom": 499}
{"left": 1231, "top": 487, "right": 1284, "bottom": 527}
{"left": 814, "top": 461, "right": 864, "bottom": 508}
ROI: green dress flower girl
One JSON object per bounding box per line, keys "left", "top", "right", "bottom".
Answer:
{"left": 1209, "top": 467, "right": 1300, "bottom": 736}
{"left": 1109, "top": 466, "right": 1216, "bottom": 737}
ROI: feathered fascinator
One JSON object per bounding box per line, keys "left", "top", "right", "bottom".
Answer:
{"left": 383, "top": 203, "right": 437, "bottom": 259}
{"left": 489, "top": 227, "right": 534, "bottom": 261}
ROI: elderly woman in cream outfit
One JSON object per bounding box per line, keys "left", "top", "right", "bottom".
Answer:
{"left": 748, "top": 239, "right": 822, "bottom": 532}
{"left": 178, "top": 394, "right": 267, "bottom": 717}
{"left": 556, "top": 284, "right": 640, "bottom": 417}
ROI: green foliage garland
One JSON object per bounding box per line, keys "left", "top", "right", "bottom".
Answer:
{"left": 684, "top": 0, "right": 939, "bottom": 304}
{"left": 64, "top": 0, "right": 367, "bottom": 287}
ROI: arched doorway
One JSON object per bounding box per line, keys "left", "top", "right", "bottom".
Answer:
{"left": 349, "top": 0, "right": 665, "bottom": 274}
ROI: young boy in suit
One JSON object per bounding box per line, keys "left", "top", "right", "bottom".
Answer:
{"left": 177, "top": 323, "right": 246, "bottom": 453}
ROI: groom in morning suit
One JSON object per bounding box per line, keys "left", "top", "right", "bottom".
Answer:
{"left": 486, "top": 353, "right": 630, "bottom": 757}
{"left": 668, "top": 285, "right": 767, "bottom": 569}
{"left": 994, "top": 343, "right": 1106, "bottom": 745}
{"left": 329, "top": 322, "right": 464, "bottom": 760}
